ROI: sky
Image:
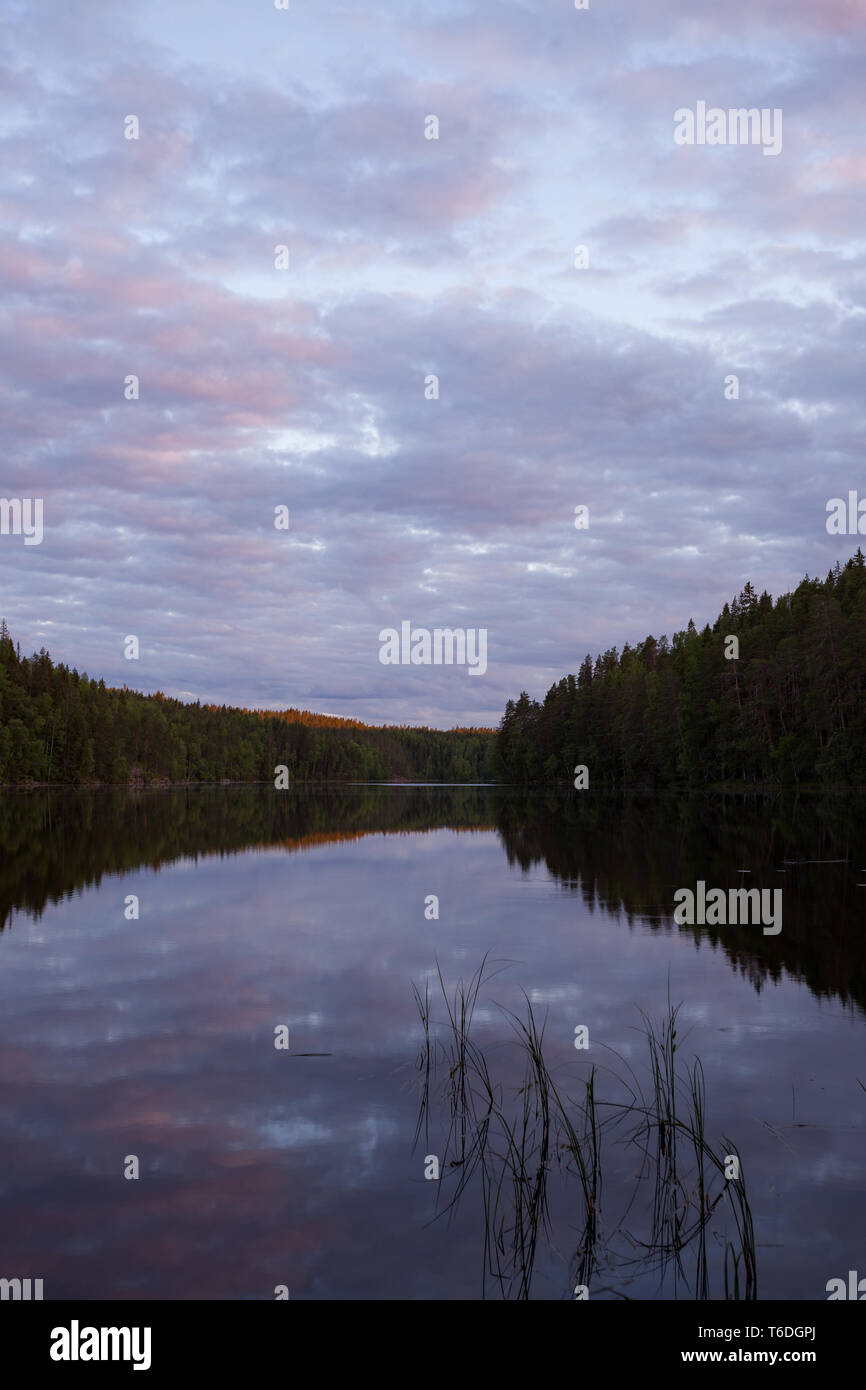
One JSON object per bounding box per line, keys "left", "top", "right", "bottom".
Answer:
{"left": 1, "top": 0, "right": 864, "bottom": 728}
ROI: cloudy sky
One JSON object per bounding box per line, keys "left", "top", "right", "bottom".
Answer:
{"left": 1, "top": 0, "right": 864, "bottom": 727}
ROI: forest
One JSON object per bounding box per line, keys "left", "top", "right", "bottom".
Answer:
{"left": 5, "top": 550, "right": 865, "bottom": 789}
{"left": 492, "top": 550, "right": 866, "bottom": 787}
{"left": 0, "top": 622, "right": 495, "bottom": 785}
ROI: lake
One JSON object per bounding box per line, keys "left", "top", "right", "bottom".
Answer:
{"left": 1, "top": 785, "right": 864, "bottom": 1300}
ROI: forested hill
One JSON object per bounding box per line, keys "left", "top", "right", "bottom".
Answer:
{"left": 493, "top": 551, "right": 866, "bottom": 788}
{"left": 0, "top": 624, "right": 495, "bottom": 785}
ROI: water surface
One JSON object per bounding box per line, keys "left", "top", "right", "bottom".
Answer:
{"left": 0, "top": 786, "right": 864, "bottom": 1299}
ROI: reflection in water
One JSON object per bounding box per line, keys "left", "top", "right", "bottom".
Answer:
{"left": 0, "top": 785, "right": 864, "bottom": 1298}
{"left": 0, "top": 785, "right": 493, "bottom": 931}
{"left": 496, "top": 791, "right": 866, "bottom": 1012}
{"left": 3, "top": 786, "right": 866, "bottom": 1011}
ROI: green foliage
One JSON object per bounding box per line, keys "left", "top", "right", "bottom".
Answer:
{"left": 495, "top": 550, "right": 866, "bottom": 787}
{"left": 0, "top": 625, "right": 495, "bottom": 785}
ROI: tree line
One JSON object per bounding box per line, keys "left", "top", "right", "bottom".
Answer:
{"left": 7, "top": 549, "right": 864, "bottom": 789}
{"left": 0, "top": 622, "right": 495, "bottom": 785}
{"left": 493, "top": 550, "right": 866, "bottom": 787}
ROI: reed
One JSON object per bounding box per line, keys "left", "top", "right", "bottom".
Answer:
{"left": 413, "top": 961, "right": 757, "bottom": 1300}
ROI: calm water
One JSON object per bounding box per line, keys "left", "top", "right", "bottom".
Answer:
{"left": 1, "top": 786, "right": 865, "bottom": 1300}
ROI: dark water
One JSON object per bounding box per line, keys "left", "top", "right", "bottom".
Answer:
{"left": 1, "top": 785, "right": 865, "bottom": 1300}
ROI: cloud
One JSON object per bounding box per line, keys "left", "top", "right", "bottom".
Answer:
{"left": 0, "top": 0, "right": 864, "bottom": 725}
